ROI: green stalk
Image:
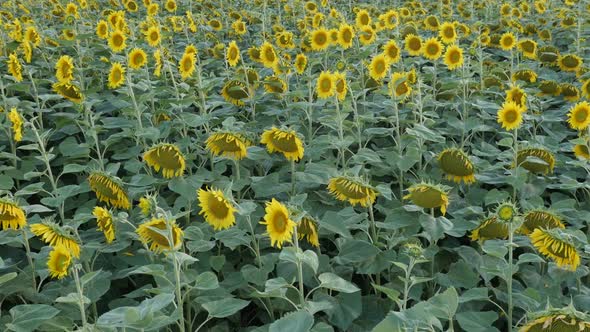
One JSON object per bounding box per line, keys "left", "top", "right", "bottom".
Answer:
{"left": 507, "top": 221, "right": 514, "bottom": 332}
{"left": 72, "top": 266, "right": 88, "bottom": 329}
{"left": 21, "top": 229, "right": 37, "bottom": 292}
{"left": 292, "top": 228, "right": 305, "bottom": 306}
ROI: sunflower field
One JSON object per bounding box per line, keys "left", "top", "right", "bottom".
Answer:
{"left": 1, "top": 0, "right": 590, "bottom": 331}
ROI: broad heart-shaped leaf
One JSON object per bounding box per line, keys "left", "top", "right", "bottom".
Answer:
{"left": 97, "top": 293, "right": 175, "bottom": 329}
{"left": 269, "top": 310, "right": 314, "bottom": 332}
{"left": 318, "top": 273, "right": 360, "bottom": 293}
{"left": 202, "top": 298, "right": 250, "bottom": 318}
{"left": 300, "top": 250, "right": 319, "bottom": 274}
{"left": 194, "top": 271, "right": 219, "bottom": 290}
{"left": 456, "top": 311, "right": 500, "bottom": 332}
{"left": 55, "top": 293, "right": 91, "bottom": 305}
{"left": 7, "top": 304, "right": 60, "bottom": 332}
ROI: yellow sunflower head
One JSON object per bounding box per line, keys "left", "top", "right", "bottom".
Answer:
{"left": 443, "top": 44, "right": 464, "bottom": 70}
{"left": 206, "top": 131, "right": 251, "bottom": 160}
{"left": 55, "top": 55, "right": 74, "bottom": 83}
{"left": 198, "top": 187, "right": 236, "bottom": 231}
{"left": 368, "top": 54, "right": 390, "bottom": 81}
{"left": 48, "top": 245, "right": 72, "bottom": 279}
{"left": 93, "top": 206, "right": 115, "bottom": 243}
{"left": 337, "top": 23, "right": 355, "bottom": 49}
{"left": 382, "top": 40, "right": 401, "bottom": 63}
{"left": 294, "top": 53, "right": 308, "bottom": 74}
{"left": 389, "top": 71, "right": 412, "bottom": 100}
{"left": 316, "top": 71, "right": 336, "bottom": 99}
{"left": 7, "top": 53, "right": 23, "bottom": 82}
{"left": 519, "top": 210, "right": 565, "bottom": 235}
{"left": 422, "top": 37, "right": 443, "bottom": 61}
{"left": 138, "top": 195, "right": 154, "bottom": 217}
{"left": 145, "top": 25, "right": 161, "bottom": 47}
{"left": 143, "top": 143, "right": 186, "bottom": 178}
{"left": 439, "top": 22, "right": 457, "bottom": 44}
{"left": 497, "top": 100, "right": 524, "bottom": 131}
{"left": 128, "top": 47, "right": 147, "bottom": 69}
{"left": 108, "top": 30, "right": 127, "bottom": 53}
{"left": 355, "top": 8, "right": 371, "bottom": 27}
{"left": 179, "top": 51, "right": 196, "bottom": 80}
{"left": 53, "top": 82, "right": 83, "bottom": 104}
{"left": 107, "top": 62, "right": 125, "bottom": 89}
{"left": 403, "top": 183, "right": 450, "bottom": 215}
{"left": 470, "top": 216, "right": 508, "bottom": 242}
{"left": 298, "top": 216, "right": 319, "bottom": 247}
{"left": 88, "top": 172, "right": 130, "bottom": 209}
{"left": 516, "top": 147, "right": 555, "bottom": 174}
{"left": 260, "top": 127, "right": 304, "bottom": 161}
{"left": 567, "top": 101, "right": 590, "bottom": 132}
{"left": 530, "top": 228, "right": 580, "bottom": 271}
{"left": 404, "top": 34, "right": 422, "bottom": 56}
{"left": 573, "top": 140, "right": 590, "bottom": 160}
{"left": 358, "top": 26, "right": 376, "bottom": 46}
{"left": 260, "top": 199, "right": 296, "bottom": 249}
{"left": 259, "top": 42, "right": 278, "bottom": 68}
{"left": 561, "top": 83, "right": 581, "bottom": 102}
{"left": 310, "top": 28, "right": 330, "bottom": 51}
{"left": 226, "top": 40, "right": 240, "bottom": 67}
{"left": 521, "top": 309, "right": 590, "bottom": 332}
{"left": 8, "top": 108, "right": 24, "bottom": 142}
{"left": 263, "top": 76, "right": 288, "bottom": 94}
{"left": 581, "top": 79, "right": 590, "bottom": 100}
{"left": 30, "top": 220, "right": 81, "bottom": 258}
{"left": 136, "top": 218, "right": 184, "bottom": 253}
{"left": 437, "top": 148, "right": 476, "bottom": 184}
{"left": 333, "top": 71, "right": 348, "bottom": 102}
{"left": 517, "top": 39, "right": 537, "bottom": 59}
{"left": 0, "top": 197, "right": 27, "bottom": 230}
{"left": 559, "top": 54, "right": 583, "bottom": 73}
{"left": 424, "top": 15, "right": 439, "bottom": 31}
{"left": 221, "top": 80, "right": 249, "bottom": 106}
{"left": 327, "top": 176, "right": 378, "bottom": 207}
{"left": 495, "top": 201, "right": 517, "bottom": 222}
{"left": 499, "top": 32, "right": 516, "bottom": 50}
{"left": 512, "top": 69, "right": 537, "bottom": 83}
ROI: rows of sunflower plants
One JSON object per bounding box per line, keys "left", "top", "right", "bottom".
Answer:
{"left": 1, "top": 0, "right": 590, "bottom": 331}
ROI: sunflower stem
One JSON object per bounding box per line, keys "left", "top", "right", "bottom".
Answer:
{"left": 292, "top": 228, "right": 305, "bottom": 306}
{"left": 21, "top": 228, "right": 37, "bottom": 292}
{"left": 72, "top": 265, "right": 88, "bottom": 329}
{"left": 512, "top": 128, "right": 518, "bottom": 201}
{"left": 291, "top": 160, "right": 296, "bottom": 197}
{"left": 368, "top": 205, "right": 380, "bottom": 286}
{"left": 170, "top": 226, "right": 186, "bottom": 332}
{"left": 507, "top": 221, "right": 514, "bottom": 332}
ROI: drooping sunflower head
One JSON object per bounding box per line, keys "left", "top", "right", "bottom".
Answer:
{"left": 260, "top": 199, "right": 296, "bottom": 249}
{"left": 263, "top": 76, "right": 288, "bottom": 94}
{"left": 88, "top": 172, "right": 130, "bottom": 210}
{"left": 529, "top": 228, "right": 580, "bottom": 271}
{"left": 260, "top": 127, "right": 304, "bottom": 161}
{"left": 138, "top": 195, "right": 154, "bottom": 217}
{"left": 298, "top": 216, "right": 319, "bottom": 247}
{"left": 537, "top": 45, "right": 559, "bottom": 65}
{"left": 520, "top": 308, "right": 590, "bottom": 332}
{"left": 221, "top": 80, "right": 249, "bottom": 106}
{"left": 143, "top": 143, "right": 186, "bottom": 178}
{"left": 538, "top": 80, "right": 561, "bottom": 96}
{"left": 93, "top": 206, "right": 115, "bottom": 243}
{"left": 198, "top": 187, "right": 236, "bottom": 231}
{"left": 53, "top": 82, "right": 83, "bottom": 103}
{"left": 327, "top": 176, "right": 378, "bottom": 207}
{"left": 107, "top": 62, "right": 125, "bottom": 89}
{"left": 517, "top": 39, "right": 537, "bottom": 59}
{"left": 0, "top": 197, "right": 27, "bottom": 230}
{"left": 403, "top": 183, "right": 450, "bottom": 215}
{"left": 316, "top": 71, "right": 336, "bottom": 99}
{"left": 337, "top": 23, "right": 354, "bottom": 49}
{"left": 205, "top": 131, "right": 251, "bottom": 160}
{"left": 443, "top": 44, "right": 464, "bottom": 70}
{"left": 439, "top": 22, "right": 456, "bottom": 44}
{"left": 499, "top": 32, "right": 516, "bottom": 50}
{"left": 512, "top": 69, "right": 537, "bottom": 83}
{"left": 573, "top": 140, "right": 590, "bottom": 160}
{"left": 136, "top": 218, "right": 184, "bottom": 253}
{"left": 55, "top": 55, "right": 74, "bottom": 83}
{"left": 422, "top": 37, "right": 443, "bottom": 61}
{"left": 559, "top": 54, "right": 583, "bottom": 72}
{"left": 470, "top": 216, "right": 509, "bottom": 242}
{"left": 516, "top": 147, "right": 555, "bottom": 174}
{"left": 30, "top": 220, "right": 81, "bottom": 258}
{"left": 437, "top": 148, "right": 476, "bottom": 184}
{"left": 424, "top": 15, "right": 439, "bottom": 31}
{"left": 48, "top": 245, "right": 72, "bottom": 279}
{"left": 519, "top": 209, "right": 565, "bottom": 235}
{"left": 497, "top": 100, "right": 524, "bottom": 131}
{"left": 404, "top": 34, "right": 422, "bottom": 56}
{"left": 358, "top": 26, "right": 375, "bottom": 46}
{"left": 368, "top": 54, "right": 389, "bottom": 81}
{"left": 226, "top": 40, "right": 240, "bottom": 67}
{"left": 389, "top": 71, "right": 412, "bottom": 100}
{"left": 581, "top": 79, "right": 590, "bottom": 100}
{"left": 310, "top": 28, "right": 330, "bottom": 51}
{"left": 561, "top": 83, "right": 581, "bottom": 102}
{"left": 505, "top": 84, "right": 527, "bottom": 109}
{"left": 567, "top": 101, "right": 590, "bottom": 131}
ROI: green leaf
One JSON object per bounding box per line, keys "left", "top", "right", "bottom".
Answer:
{"left": 336, "top": 239, "right": 379, "bottom": 264}
{"left": 456, "top": 311, "right": 500, "bottom": 332}
{"left": 371, "top": 283, "right": 400, "bottom": 302}
{"left": 0, "top": 272, "right": 17, "bottom": 286}
{"left": 7, "top": 304, "right": 60, "bottom": 332}
{"left": 318, "top": 273, "right": 360, "bottom": 293}
{"left": 202, "top": 298, "right": 250, "bottom": 318}
{"left": 269, "top": 310, "right": 314, "bottom": 332}
{"left": 194, "top": 271, "right": 219, "bottom": 290}
{"left": 301, "top": 250, "right": 319, "bottom": 274}
{"left": 56, "top": 293, "right": 91, "bottom": 305}
{"left": 0, "top": 175, "right": 14, "bottom": 190}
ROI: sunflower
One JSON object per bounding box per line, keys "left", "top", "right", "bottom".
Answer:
{"left": 260, "top": 199, "right": 296, "bottom": 249}
{"left": 145, "top": 25, "right": 160, "bottom": 47}
{"left": 178, "top": 51, "right": 196, "bottom": 80}
{"left": 136, "top": 218, "right": 183, "bottom": 253}
{"left": 355, "top": 9, "right": 371, "bottom": 27}
{"left": 88, "top": 172, "right": 130, "bottom": 209}
{"left": 298, "top": 216, "right": 319, "bottom": 247}
{"left": 404, "top": 34, "right": 422, "bottom": 56}
{"left": 438, "top": 22, "right": 457, "bottom": 44}
{"left": 496, "top": 201, "right": 517, "bottom": 222}
{"left": 310, "top": 28, "right": 330, "bottom": 51}
{"left": 521, "top": 312, "right": 590, "bottom": 332}
{"left": 470, "top": 216, "right": 508, "bottom": 242}
{"left": 574, "top": 142, "right": 590, "bottom": 160}
{"left": 505, "top": 85, "right": 527, "bottom": 109}
{"left": 499, "top": 32, "right": 516, "bottom": 50}
{"left": 403, "top": 183, "right": 450, "bottom": 215}
{"left": 582, "top": 79, "right": 590, "bottom": 100}
{"left": 316, "top": 71, "right": 336, "bottom": 99}
{"left": 108, "top": 30, "right": 127, "bottom": 52}
{"left": 96, "top": 20, "right": 109, "bottom": 39}
{"left": 368, "top": 54, "right": 389, "bottom": 81}
{"left": 443, "top": 45, "right": 464, "bottom": 70}
{"left": 516, "top": 148, "right": 555, "bottom": 174}
{"left": 138, "top": 196, "right": 152, "bottom": 217}
{"left": 382, "top": 40, "right": 400, "bottom": 63}
{"left": 261, "top": 127, "right": 304, "bottom": 161}
{"left": 24, "top": 26, "right": 40, "bottom": 47}
{"left": 0, "top": 198, "right": 27, "bottom": 230}
{"left": 107, "top": 62, "right": 125, "bottom": 89}
{"left": 198, "top": 188, "right": 236, "bottom": 231}
{"left": 511, "top": 69, "right": 537, "bottom": 83}
{"left": 538, "top": 45, "right": 559, "bottom": 65}
{"left": 423, "top": 15, "right": 439, "bottom": 31}
{"left": 567, "top": 101, "right": 590, "bottom": 131}
{"left": 559, "top": 54, "right": 583, "bottom": 72}
{"left": 422, "top": 37, "right": 443, "bottom": 60}
{"left": 8, "top": 108, "right": 24, "bottom": 142}
{"left": 437, "top": 148, "right": 476, "bottom": 184}
{"left": 225, "top": 41, "right": 240, "bottom": 67}
{"left": 7, "top": 53, "right": 23, "bottom": 82}
{"left": 143, "top": 143, "right": 186, "bottom": 178}
{"left": 389, "top": 72, "right": 412, "bottom": 100}
{"left": 221, "top": 80, "right": 249, "bottom": 106}
{"left": 147, "top": 3, "right": 159, "bottom": 16}
{"left": 259, "top": 42, "right": 278, "bottom": 68}
{"left": 232, "top": 20, "right": 247, "bottom": 35}
{"left": 517, "top": 39, "right": 537, "bottom": 59}
{"left": 294, "top": 53, "right": 307, "bottom": 74}
{"left": 337, "top": 23, "right": 354, "bottom": 49}
{"left": 93, "top": 206, "right": 115, "bottom": 243}
{"left": 128, "top": 48, "right": 147, "bottom": 69}
{"left": 206, "top": 132, "right": 251, "bottom": 160}
{"left": 530, "top": 228, "right": 580, "bottom": 271}
{"left": 264, "top": 76, "right": 287, "bottom": 94}
{"left": 561, "top": 83, "right": 581, "bottom": 102}
{"left": 153, "top": 50, "right": 162, "bottom": 77}
{"left": 328, "top": 176, "right": 378, "bottom": 207}
{"left": 47, "top": 246, "right": 72, "bottom": 279}
{"left": 333, "top": 71, "right": 347, "bottom": 101}
{"left": 497, "top": 100, "right": 524, "bottom": 131}
{"left": 519, "top": 210, "right": 565, "bottom": 235}
{"left": 53, "top": 82, "right": 83, "bottom": 103}
{"left": 358, "top": 26, "right": 376, "bottom": 46}
{"left": 165, "top": 0, "right": 176, "bottom": 12}
{"left": 30, "top": 221, "right": 81, "bottom": 258}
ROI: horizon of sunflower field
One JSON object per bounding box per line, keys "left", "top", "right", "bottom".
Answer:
{"left": 1, "top": 0, "right": 590, "bottom": 331}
